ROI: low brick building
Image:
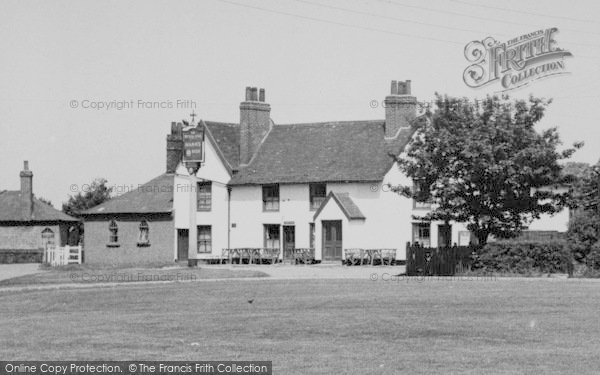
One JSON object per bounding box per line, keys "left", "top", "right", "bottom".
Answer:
{"left": 80, "top": 174, "right": 175, "bottom": 265}
{"left": 0, "top": 161, "right": 80, "bottom": 263}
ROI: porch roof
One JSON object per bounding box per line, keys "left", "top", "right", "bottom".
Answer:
{"left": 313, "top": 191, "right": 366, "bottom": 221}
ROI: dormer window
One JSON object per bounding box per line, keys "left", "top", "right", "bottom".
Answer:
{"left": 262, "top": 184, "right": 279, "bottom": 211}
{"left": 137, "top": 219, "right": 150, "bottom": 246}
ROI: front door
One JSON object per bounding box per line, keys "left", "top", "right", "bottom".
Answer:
{"left": 283, "top": 226, "right": 295, "bottom": 260}
{"left": 438, "top": 224, "right": 452, "bottom": 248}
{"left": 322, "top": 220, "right": 342, "bottom": 260}
{"left": 177, "top": 229, "right": 189, "bottom": 261}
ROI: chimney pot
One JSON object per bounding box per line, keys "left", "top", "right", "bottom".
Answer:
{"left": 245, "top": 87, "right": 252, "bottom": 101}
{"left": 391, "top": 80, "right": 398, "bottom": 95}
{"left": 405, "top": 80, "right": 412, "bottom": 95}
{"left": 259, "top": 88, "right": 265, "bottom": 102}
{"left": 398, "top": 81, "right": 406, "bottom": 95}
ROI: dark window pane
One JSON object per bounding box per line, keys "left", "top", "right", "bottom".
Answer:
{"left": 197, "top": 182, "right": 212, "bottom": 211}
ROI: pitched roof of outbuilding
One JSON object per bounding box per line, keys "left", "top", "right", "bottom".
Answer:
{"left": 0, "top": 191, "right": 79, "bottom": 222}
{"left": 313, "top": 191, "right": 366, "bottom": 221}
{"left": 81, "top": 173, "right": 174, "bottom": 215}
{"left": 228, "top": 120, "right": 413, "bottom": 185}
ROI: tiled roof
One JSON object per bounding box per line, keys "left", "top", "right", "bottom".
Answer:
{"left": 313, "top": 191, "right": 366, "bottom": 221}
{"left": 228, "top": 120, "right": 413, "bottom": 185}
{"left": 0, "top": 191, "right": 79, "bottom": 222}
{"left": 204, "top": 121, "right": 240, "bottom": 171}
{"left": 81, "top": 174, "right": 174, "bottom": 215}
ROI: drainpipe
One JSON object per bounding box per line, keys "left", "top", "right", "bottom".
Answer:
{"left": 227, "top": 185, "right": 231, "bottom": 249}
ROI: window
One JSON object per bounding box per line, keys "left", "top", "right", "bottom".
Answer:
{"left": 309, "top": 183, "right": 327, "bottom": 211}
{"left": 197, "top": 226, "right": 212, "bottom": 253}
{"left": 309, "top": 223, "right": 315, "bottom": 249}
{"left": 413, "top": 179, "right": 432, "bottom": 209}
{"left": 264, "top": 224, "right": 280, "bottom": 250}
{"left": 412, "top": 223, "right": 431, "bottom": 247}
{"left": 262, "top": 184, "right": 279, "bottom": 211}
{"left": 138, "top": 219, "right": 150, "bottom": 246}
{"left": 108, "top": 220, "right": 119, "bottom": 246}
{"left": 197, "top": 181, "right": 212, "bottom": 211}
{"left": 41, "top": 228, "right": 55, "bottom": 249}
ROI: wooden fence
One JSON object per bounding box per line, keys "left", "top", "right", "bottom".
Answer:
{"left": 46, "top": 246, "right": 83, "bottom": 266}
{"left": 406, "top": 243, "right": 476, "bottom": 276}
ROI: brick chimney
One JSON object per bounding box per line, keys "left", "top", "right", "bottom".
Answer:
{"left": 384, "top": 80, "right": 417, "bottom": 138}
{"left": 166, "top": 122, "right": 184, "bottom": 173}
{"left": 240, "top": 86, "right": 271, "bottom": 165}
{"left": 20, "top": 161, "right": 33, "bottom": 219}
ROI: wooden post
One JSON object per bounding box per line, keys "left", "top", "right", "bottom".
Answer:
{"left": 188, "top": 173, "right": 198, "bottom": 265}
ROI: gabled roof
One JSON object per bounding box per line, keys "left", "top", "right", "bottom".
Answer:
{"left": 204, "top": 121, "right": 240, "bottom": 172}
{"left": 81, "top": 173, "right": 174, "bottom": 215}
{"left": 0, "top": 191, "right": 79, "bottom": 222}
{"left": 228, "top": 120, "right": 413, "bottom": 185}
{"left": 313, "top": 191, "right": 366, "bottom": 221}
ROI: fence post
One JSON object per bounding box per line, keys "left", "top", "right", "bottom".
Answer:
{"left": 405, "top": 242, "right": 412, "bottom": 275}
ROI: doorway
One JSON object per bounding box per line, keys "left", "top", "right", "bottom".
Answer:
{"left": 322, "top": 220, "right": 342, "bottom": 260}
{"left": 438, "top": 224, "right": 452, "bottom": 248}
{"left": 283, "top": 225, "right": 295, "bottom": 261}
{"left": 177, "top": 229, "right": 189, "bottom": 260}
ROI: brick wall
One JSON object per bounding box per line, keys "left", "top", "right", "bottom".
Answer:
{"left": 83, "top": 215, "right": 174, "bottom": 265}
{"left": 0, "top": 224, "right": 61, "bottom": 250}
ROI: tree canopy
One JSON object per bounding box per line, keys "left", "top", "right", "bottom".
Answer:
{"left": 394, "top": 93, "right": 582, "bottom": 245}
{"left": 62, "top": 178, "right": 112, "bottom": 216}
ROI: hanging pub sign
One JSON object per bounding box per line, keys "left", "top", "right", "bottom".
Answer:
{"left": 183, "top": 126, "right": 205, "bottom": 163}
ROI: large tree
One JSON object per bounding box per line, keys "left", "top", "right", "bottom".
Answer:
{"left": 394, "top": 94, "right": 581, "bottom": 246}
{"left": 62, "top": 178, "right": 112, "bottom": 216}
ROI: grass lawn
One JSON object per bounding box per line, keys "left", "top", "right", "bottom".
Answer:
{"left": 1, "top": 278, "right": 599, "bottom": 374}
{"left": 0, "top": 264, "right": 267, "bottom": 287}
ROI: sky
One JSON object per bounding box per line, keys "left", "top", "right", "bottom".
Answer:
{"left": 1, "top": 0, "right": 599, "bottom": 208}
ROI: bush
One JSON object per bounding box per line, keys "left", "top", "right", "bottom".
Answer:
{"left": 586, "top": 242, "right": 600, "bottom": 270}
{"left": 566, "top": 210, "right": 599, "bottom": 262}
{"left": 473, "top": 241, "right": 573, "bottom": 275}
{"left": 0, "top": 249, "right": 43, "bottom": 263}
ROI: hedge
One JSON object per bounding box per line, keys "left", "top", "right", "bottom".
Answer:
{"left": 0, "top": 249, "right": 43, "bottom": 264}
{"left": 473, "top": 241, "right": 573, "bottom": 275}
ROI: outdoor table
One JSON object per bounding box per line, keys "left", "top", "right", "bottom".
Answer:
{"left": 363, "top": 249, "right": 382, "bottom": 266}
{"left": 292, "top": 248, "right": 315, "bottom": 264}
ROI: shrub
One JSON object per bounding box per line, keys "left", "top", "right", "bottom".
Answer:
{"left": 473, "top": 241, "right": 573, "bottom": 275}
{"left": 0, "top": 249, "right": 43, "bottom": 264}
{"left": 586, "top": 242, "right": 600, "bottom": 270}
{"left": 566, "top": 209, "right": 599, "bottom": 262}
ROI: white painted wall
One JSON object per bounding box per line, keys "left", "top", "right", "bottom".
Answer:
{"left": 174, "top": 138, "right": 571, "bottom": 262}
{"left": 229, "top": 184, "right": 315, "bottom": 252}
{"left": 173, "top": 133, "right": 231, "bottom": 259}
{"left": 527, "top": 210, "right": 570, "bottom": 232}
